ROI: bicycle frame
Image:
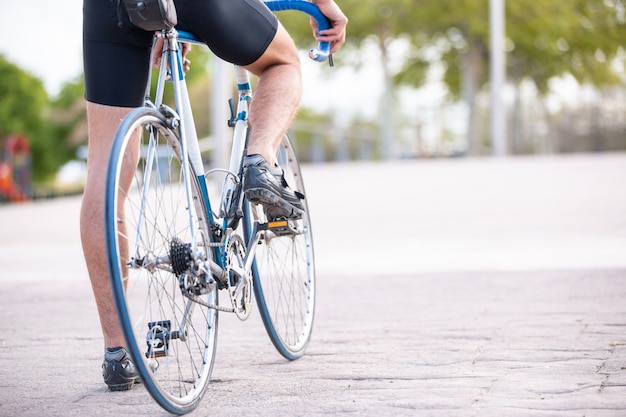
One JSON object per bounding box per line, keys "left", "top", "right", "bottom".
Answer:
{"left": 149, "top": 32, "right": 212, "bottom": 252}
{"left": 142, "top": 32, "right": 253, "bottom": 278}
{"left": 105, "top": 1, "right": 328, "bottom": 411}
{"left": 142, "top": 0, "right": 331, "bottom": 273}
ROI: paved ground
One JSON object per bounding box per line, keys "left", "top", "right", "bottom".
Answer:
{"left": 1, "top": 153, "right": 625, "bottom": 416}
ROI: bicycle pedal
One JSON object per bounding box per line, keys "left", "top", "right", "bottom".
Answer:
{"left": 145, "top": 320, "right": 171, "bottom": 358}
{"left": 265, "top": 219, "right": 298, "bottom": 236}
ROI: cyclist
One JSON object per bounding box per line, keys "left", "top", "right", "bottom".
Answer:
{"left": 80, "top": 0, "right": 347, "bottom": 391}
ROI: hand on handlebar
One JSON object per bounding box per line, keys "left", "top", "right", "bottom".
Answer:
{"left": 310, "top": 0, "right": 348, "bottom": 54}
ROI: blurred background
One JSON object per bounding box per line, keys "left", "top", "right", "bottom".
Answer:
{"left": 1, "top": 0, "right": 625, "bottom": 201}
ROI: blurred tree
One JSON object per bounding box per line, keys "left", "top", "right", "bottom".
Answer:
{"left": 396, "top": 0, "right": 626, "bottom": 154}
{"left": 289, "top": 107, "right": 335, "bottom": 162}
{"left": 506, "top": 0, "right": 626, "bottom": 152}
{"left": 0, "top": 55, "right": 47, "bottom": 141}
{"left": 0, "top": 45, "right": 212, "bottom": 184}
{"left": 281, "top": 0, "right": 626, "bottom": 155}
{"left": 0, "top": 55, "right": 54, "bottom": 181}
{"left": 42, "top": 77, "right": 86, "bottom": 182}
{"left": 508, "top": 0, "right": 625, "bottom": 91}
{"left": 278, "top": 0, "right": 416, "bottom": 159}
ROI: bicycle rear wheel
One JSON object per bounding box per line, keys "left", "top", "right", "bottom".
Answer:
{"left": 243, "top": 136, "right": 316, "bottom": 360}
{"left": 104, "top": 107, "right": 218, "bottom": 414}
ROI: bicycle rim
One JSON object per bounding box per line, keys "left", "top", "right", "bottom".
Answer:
{"left": 104, "top": 107, "right": 218, "bottom": 414}
{"left": 243, "top": 136, "right": 316, "bottom": 360}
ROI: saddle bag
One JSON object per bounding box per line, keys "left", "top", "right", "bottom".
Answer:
{"left": 123, "top": 0, "right": 178, "bottom": 31}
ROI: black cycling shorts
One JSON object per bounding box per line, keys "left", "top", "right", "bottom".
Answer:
{"left": 83, "top": 0, "right": 279, "bottom": 107}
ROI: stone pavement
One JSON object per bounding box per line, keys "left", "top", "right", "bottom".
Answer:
{"left": 0, "top": 153, "right": 625, "bottom": 416}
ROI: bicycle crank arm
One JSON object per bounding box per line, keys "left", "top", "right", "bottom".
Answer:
{"left": 199, "top": 258, "right": 229, "bottom": 283}
{"left": 243, "top": 222, "right": 262, "bottom": 273}
{"left": 242, "top": 219, "right": 302, "bottom": 272}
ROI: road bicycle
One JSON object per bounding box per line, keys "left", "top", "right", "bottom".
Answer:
{"left": 104, "top": 0, "right": 331, "bottom": 413}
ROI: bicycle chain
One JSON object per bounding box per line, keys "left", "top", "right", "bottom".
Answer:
{"left": 182, "top": 292, "right": 235, "bottom": 313}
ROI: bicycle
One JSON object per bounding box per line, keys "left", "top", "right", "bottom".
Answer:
{"left": 103, "top": 1, "right": 331, "bottom": 414}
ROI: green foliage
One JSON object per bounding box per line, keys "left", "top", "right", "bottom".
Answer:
{"left": 39, "top": 76, "right": 88, "bottom": 182}
{"left": 506, "top": 0, "right": 626, "bottom": 92}
{"left": 290, "top": 107, "right": 333, "bottom": 160}
{"left": 283, "top": 0, "right": 626, "bottom": 94}
{"left": 393, "top": 0, "right": 626, "bottom": 94}
{"left": 0, "top": 55, "right": 48, "bottom": 141}
{"left": 0, "top": 55, "right": 60, "bottom": 181}
{"left": 53, "top": 76, "right": 85, "bottom": 108}
{"left": 278, "top": 0, "right": 626, "bottom": 157}
{"left": 0, "top": 45, "right": 212, "bottom": 184}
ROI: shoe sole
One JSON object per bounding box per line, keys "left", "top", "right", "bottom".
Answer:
{"left": 245, "top": 188, "right": 304, "bottom": 220}
{"left": 107, "top": 381, "right": 135, "bottom": 391}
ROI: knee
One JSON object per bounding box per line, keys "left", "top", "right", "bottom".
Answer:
{"left": 245, "top": 24, "right": 301, "bottom": 76}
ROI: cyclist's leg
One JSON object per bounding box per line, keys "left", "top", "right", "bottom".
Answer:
{"left": 82, "top": 0, "right": 153, "bottom": 390}
{"left": 82, "top": 0, "right": 152, "bottom": 348}
{"left": 233, "top": 25, "right": 310, "bottom": 218}
{"left": 176, "top": 0, "right": 301, "bottom": 165}
{"left": 240, "top": 24, "right": 306, "bottom": 218}
{"left": 80, "top": 103, "right": 134, "bottom": 351}
{"left": 177, "top": 0, "right": 305, "bottom": 216}
{"left": 243, "top": 23, "right": 302, "bottom": 166}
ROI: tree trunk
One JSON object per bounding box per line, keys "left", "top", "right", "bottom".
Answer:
{"left": 461, "top": 41, "right": 483, "bottom": 155}
{"left": 379, "top": 37, "right": 394, "bottom": 160}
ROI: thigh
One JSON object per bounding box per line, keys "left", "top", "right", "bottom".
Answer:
{"left": 176, "top": 0, "right": 279, "bottom": 66}
{"left": 83, "top": 0, "right": 154, "bottom": 107}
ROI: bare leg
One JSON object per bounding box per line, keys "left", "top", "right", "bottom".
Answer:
{"left": 244, "top": 24, "right": 302, "bottom": 165}
{"left": 80, "top": 102, "right": 132, "bottom": 350}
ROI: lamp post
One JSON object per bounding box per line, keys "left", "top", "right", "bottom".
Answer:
{"left": 490, "top": 0, "right": 506, "bottom": 156}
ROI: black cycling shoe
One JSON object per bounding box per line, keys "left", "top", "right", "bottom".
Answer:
{"left": 102, "top": 347, "right": 138, "bottom": 391}
{"left": 242, "top": 154, "right": 305, "bottom": 220}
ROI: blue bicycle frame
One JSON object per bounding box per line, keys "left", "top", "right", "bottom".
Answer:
{"left": 152, "top": 0, "right": 332, "bottom": 266}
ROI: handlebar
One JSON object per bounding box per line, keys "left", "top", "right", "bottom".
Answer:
{"left": 263, "top": 0, "right": 332, "bottom": 64}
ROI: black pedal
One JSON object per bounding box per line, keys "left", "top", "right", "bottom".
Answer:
{"left": 146, "top": 320, "right": 171, "bottom": 358}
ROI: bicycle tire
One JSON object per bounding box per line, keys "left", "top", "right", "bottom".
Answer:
{"left": 104, "top": 107, "right": 218, "bottom": 414}
{"left": 243, "top": 135, "right": 316, "bottom": 360}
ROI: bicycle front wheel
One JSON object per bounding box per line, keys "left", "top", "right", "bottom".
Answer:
{"left": 243, "top": 136, "right": 316, "bottom": 360}
{"left": 104, "top": 107, "right": 218, "bottom": 415}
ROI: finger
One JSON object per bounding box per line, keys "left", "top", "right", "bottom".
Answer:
{"left": 319, "top": 32, "right": 346, "bottom": 53}
{"left": 152, "top": 37, "right": 165, "bottom": 68}
{"left": 309, "top": 16, "right": 320, "bottom": 39}
{"left": 318, "top": 24, "right": 346, "bottom": 37}
{"left": 182, "top": 42, "right": 192, "bottom": 57}
{"left": 316, "top": 29, "right": 345, "bottom": 44}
